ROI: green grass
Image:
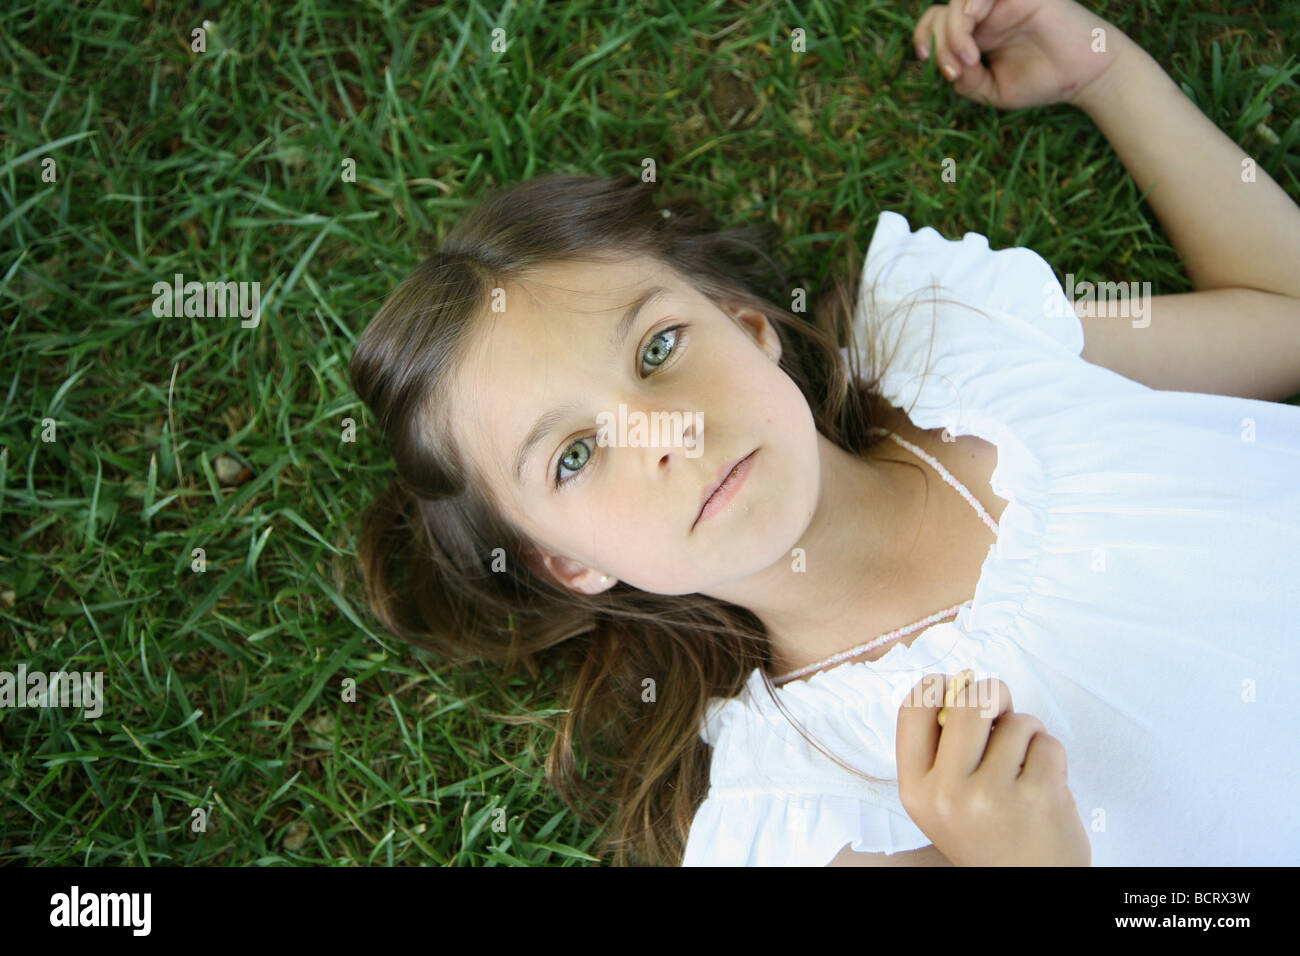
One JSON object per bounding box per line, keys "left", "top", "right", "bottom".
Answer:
{"left": 1, "top": 0, "right": 1297, "bottom": 866}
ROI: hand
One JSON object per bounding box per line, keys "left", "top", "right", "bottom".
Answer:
{"left": 912, "top": 0, "right": 1134, "bottom": 110}
{"left": 896, "top": 673, "right": 1091, "bottom": 866}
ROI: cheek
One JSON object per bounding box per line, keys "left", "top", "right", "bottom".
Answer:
{"left": 754, "top": 373, "right": 817, "bottom": 440}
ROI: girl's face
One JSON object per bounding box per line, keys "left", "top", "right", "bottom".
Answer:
{"left": 448, "top": 254, "right": 823, "bottom": 596}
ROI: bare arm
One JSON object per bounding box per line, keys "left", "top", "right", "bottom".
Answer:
{"left": 1077, "top": 289, "right": 1300, "bottom": 401}
{"left": 1072, "top": 32, "right": 1300, "bottom": 299}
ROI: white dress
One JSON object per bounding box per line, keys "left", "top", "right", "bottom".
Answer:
{"left": 682, "top": 211, "right": 1300, "bottom": 866}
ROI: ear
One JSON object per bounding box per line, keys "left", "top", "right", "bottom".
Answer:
{"left": 521, "top": 543, "right": 615, "bottom": 594}
{"left": 720, "top": 298, "right": 783, "bottom": 364}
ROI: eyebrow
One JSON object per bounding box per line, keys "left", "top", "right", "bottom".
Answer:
{"left": 512, "top": 284, "right": 672, "bottom": 485}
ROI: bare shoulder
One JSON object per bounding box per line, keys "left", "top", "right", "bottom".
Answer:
{"left": 874, "top": 401, "right": 986, "bottom": 460}
{"left": 827, "top": 841, "right": 955, "bottom": 866}
{"left": 871, "top": 402, "right": 1005, "bottom": 525}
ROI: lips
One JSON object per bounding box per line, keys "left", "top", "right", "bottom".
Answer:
{"left": 693, "top": 451, "right": 755, "bottom": 529}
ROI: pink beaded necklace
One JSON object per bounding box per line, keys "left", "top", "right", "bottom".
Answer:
{"left": 771, "top": 427, "right": 1000, "bottom": 686}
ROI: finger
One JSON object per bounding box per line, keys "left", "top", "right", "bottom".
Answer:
{"left": 912, "top": 7, "right": 944, "bottom": 63}
{"left": 943, "top": 0, "right": 983, "bottom": 76}
{"left": 976, "top": 711, "right": 1048, "bottom": 785}
{"left": 934, "top": 676, "right": 1013, "bottom": 779}
{"left": 1018, "top": 730, "right": 1071, "bottom": 790}
{"left": 950, "top": 52, "right": 1001, "bottom": 108}
{"left": 920, "top": 12, "right": 963, "bottom": 83}
{"left": 896, "top": 672, "right": 948, "bottom": 804}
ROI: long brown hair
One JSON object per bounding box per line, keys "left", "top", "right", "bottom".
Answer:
{"left": 347, "top": 173, "right": 948, "bottom": 866}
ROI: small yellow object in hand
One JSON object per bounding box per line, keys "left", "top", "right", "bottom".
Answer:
{"left": 937, "top": 669, "right": 975, "bottom": 727}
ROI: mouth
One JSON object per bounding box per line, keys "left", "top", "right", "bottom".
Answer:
{"left": 692, "top": 449, "right": 757, "bottom": 531}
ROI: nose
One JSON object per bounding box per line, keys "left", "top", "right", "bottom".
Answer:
{"left": 619, "top": 406, "right": 704, "bottom": 472}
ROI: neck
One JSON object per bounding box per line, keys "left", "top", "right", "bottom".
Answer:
{"left": 699, "top": 428, "right": 930, "bottom": 681}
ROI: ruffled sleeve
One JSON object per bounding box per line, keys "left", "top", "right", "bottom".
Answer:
{"left": 855, "top": 210, "right": 1084, "bottom": 361}
{"left": 683, "top": 667, "right": 954, "bottom": 866}
{"left": 834, "top": 210, "right": 1152, "bottom": 482}
{"left": 682, "top": 790, "right": 932, "bottom": 866}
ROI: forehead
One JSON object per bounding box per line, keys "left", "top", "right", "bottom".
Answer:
{"left": 509, "top": 253, "right": 677, "bottom": 312}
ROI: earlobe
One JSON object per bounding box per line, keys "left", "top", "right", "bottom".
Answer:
{"left": 565, "top": 567, "right": 615, "bottom": 594}
{"left": 520, "top": 543, "right": 570, "bottom": 586}
{"left": 522, "top": 545, "right": 613, "bottom": 593}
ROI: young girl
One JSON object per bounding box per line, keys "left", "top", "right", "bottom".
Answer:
{"left": 348, "top": 0, "right": 1300, "bottom": 866}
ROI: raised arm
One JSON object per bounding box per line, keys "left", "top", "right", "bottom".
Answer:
{"left": 917, "top": 0, "right": 1300, "bottom": 400}
{"left": 1067, "top": 27, "right": 1300, "bottom": 400}
{"left": 1070, "top": 31, "right": 1300, "bottom": 299}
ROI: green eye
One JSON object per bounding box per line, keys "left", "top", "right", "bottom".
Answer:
{"left": 641, "top": 326, "right": 677, "bottom": 371}
{"left": 553, "top": 324, "right": 688, "bottom": 488}
{"left": 556, "top": 437, "right": 593, "bottom": 483}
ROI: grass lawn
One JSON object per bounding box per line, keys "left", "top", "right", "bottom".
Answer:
{"left": 1, "top": 0, "right": 1297, "bottom": 866}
